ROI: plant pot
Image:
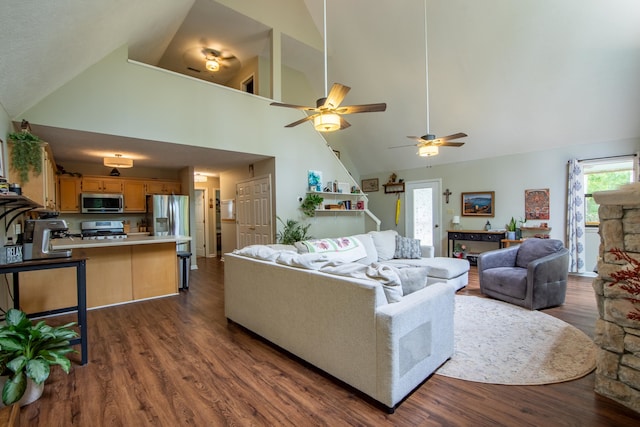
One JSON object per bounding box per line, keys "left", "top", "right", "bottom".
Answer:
{"left": 507, "top": 231, "right": 516, "bottom": 240}
{"left": 0, "top": 376, "right": 44, "bottom": 407}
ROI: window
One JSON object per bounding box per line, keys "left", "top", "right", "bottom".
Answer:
{"left": 583, "top": 157, "right": 637, "bottom": 226}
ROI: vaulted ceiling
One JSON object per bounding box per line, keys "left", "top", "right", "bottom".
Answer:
{"left": 1, "top": 0, "right": 639, "bottom": 177}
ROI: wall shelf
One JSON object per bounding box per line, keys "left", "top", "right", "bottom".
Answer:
{"left": 383, "top": 182, "right": 405, "bottom": 193}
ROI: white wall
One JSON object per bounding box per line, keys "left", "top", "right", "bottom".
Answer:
{"left": 363, "top": 138, "right": 640, "bottom": 257}
{"left": 20, "top": 46, "right": 364, "bottom": 249}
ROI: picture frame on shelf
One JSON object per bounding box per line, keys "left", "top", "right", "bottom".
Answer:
{"left": 462, "top": 191, "right": 495, "bottom": 217}
{"left": 307, "top": 170, "right": 323, "bottom": 192}
{"left": 361, "top": 178, "right": 379, "bottom": 192}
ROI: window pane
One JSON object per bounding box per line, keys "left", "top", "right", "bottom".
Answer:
{"left": 413, "top": 188, "right": 433, "bottom": 245}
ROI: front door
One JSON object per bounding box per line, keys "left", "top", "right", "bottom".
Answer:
{"left": 405, "top": 179, "right": 442, "bottom": 256}
{"left": 236, "top": 175, "right": 273, "bottom": 248}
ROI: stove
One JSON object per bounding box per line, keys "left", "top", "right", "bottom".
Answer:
{"left": 81, "top": 220, "right": 128, "bottom": 240}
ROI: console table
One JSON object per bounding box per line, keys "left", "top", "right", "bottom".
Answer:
{"left": 447, "top": 230, "right": 506, "bottom": 257}
{"left": 0, "top": 256, "right": 88, "bottom": 365}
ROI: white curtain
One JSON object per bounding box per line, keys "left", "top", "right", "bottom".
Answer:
{"left": 567, "top": 159, "right": 585, "bottom": 273}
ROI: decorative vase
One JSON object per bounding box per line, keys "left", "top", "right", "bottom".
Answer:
{"left": 0, "top": 376, "right": 44, "bottom": 407}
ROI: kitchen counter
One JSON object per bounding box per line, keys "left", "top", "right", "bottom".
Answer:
{"left": 16, "top": 235, "right": 191, "bottom": 315}
{"left": 52, "top": 234, "right": 191, "bottom": 250}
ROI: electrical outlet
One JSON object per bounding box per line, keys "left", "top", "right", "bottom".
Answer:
{"left": 14, "top": 223, "right": 21, "bottom": 234}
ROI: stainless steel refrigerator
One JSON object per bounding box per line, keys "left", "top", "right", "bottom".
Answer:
{"left": 146, "top": 195, "right": 190, "bottom": 251}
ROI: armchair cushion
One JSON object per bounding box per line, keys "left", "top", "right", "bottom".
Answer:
{"left": 515, "top": 239, "right": 564, "bottom": 268}
{"left": 481, "top": 267, "right": 528, "bottom": 299}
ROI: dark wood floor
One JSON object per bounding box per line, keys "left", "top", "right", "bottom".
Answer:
{"left": 17, "top": 258, "right": 640, "bottom": 426}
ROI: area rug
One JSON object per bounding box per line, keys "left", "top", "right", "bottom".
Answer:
{"left": 435, "top": 295, "right": 597, "bottom": 385}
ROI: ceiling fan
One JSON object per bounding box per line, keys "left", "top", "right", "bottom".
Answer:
{"left": 270, "top": 0, "right": 386, "bottom": 132}
{"left": 389, "top": 0, "right": 467, "bottom": 156}
{"left": 182, "top": 47, "right": 241, "bottom": 80}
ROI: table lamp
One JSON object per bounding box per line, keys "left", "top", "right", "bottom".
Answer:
{"left": 452, "top": 215, "right": 461, "bottom": 230}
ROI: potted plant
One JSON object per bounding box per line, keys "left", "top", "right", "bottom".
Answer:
{"left": 506, "top": 217, "right": 517, "bottom": 240}
{"left": 301, "top": 193, "right": 324, "bottom": 217}
{"left": 276, "top": 216, "right": 312, "bottom": 244}
{"left": 0, "top": 308, "right": 78, "bottom": 406}
{"left": 8, "top": 131, "right": 43, "bottom": 184}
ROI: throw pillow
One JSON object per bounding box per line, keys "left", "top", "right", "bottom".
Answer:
{"left": 294, "top": 237, "right": 367, "bottom": 263}
{"left": 368, "top": 230, "right": 398, "bottom": 261}
{"left": 394, "top": 235, "right": 422, "bottom": 259}
{"left": 352, "top": 234, "right": 378, "bottom": 265}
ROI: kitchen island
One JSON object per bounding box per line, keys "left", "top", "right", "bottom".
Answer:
{"left": 16, "top": 235, "right": 190, "bottom": 314}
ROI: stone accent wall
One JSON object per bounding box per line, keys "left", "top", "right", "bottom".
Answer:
{"left": 592, "top": 185, "right": 640, "bottom": 413}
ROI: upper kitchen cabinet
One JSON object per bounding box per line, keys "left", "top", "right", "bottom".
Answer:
{"left": 8, "top": 141, "right": 57, "bottom": 210}
{"left": 82, "top": 177, "right": 123, "bottom": 193}
{"left": 123, "top": 180, "right": 146, "bottom": 212}
{"left": 146, "top": 180, "right": 181, "bottom": 195}
{"left": 58, "top": 175, "right": 82, "bottom": 212}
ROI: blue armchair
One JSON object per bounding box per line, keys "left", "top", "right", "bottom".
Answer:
{"left": 477, "top": 239, "right": 569, "bottom": 310}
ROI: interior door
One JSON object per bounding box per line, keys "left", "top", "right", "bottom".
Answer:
{"left": 236, "top": 175, "right": 273, "bottom": 248}
{"left": 194, "top": 189, "right": 207, "bottom": 257}
{"left": 405, "top": 179, "right": 442, "bottom": 256}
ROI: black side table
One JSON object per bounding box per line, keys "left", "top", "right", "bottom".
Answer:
{"left": 0, "top": 257, "right": 89, "bottom": 365}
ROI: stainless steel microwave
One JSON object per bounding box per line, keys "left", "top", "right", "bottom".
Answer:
{"left": 81, "top": 193, "right": 124, "bottom": 213}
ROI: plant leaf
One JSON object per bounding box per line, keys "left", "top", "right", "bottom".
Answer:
{"left": 26, "top": 359, "right": 50, "bottom": 384}
{"left": 2, "top": 371, "right": 26, "bottom": 405}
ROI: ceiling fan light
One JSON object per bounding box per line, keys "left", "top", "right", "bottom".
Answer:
{"left": 313, "top": 113, "right": 340, "bottom": 132}
{"left": 104, "top": 154, "right": 133, "bottom": 168}
{"left": 418, "top": 145, "right": 439, "bottom": 157}
{"left": 205, "top": 59, "right": 220, "bottom": 72}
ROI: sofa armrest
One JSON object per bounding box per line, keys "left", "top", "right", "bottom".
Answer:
{"left": 477, "top": 246, "right": 519, "bottom": 272}
{"left": 420, "top": 245, "right": 435, "bottom": 258}
{"left": 374, "top": 282, "right": 455, "bottom": 409}
{"left": 527, "top": 247, "right": 570, "bottom": 285}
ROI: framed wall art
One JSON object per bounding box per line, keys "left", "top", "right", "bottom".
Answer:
{"left": 461, "top": 191, "right": 495, "bottom": 216}
{"left": 361, "top": 178, "right": 379, "bottom": 193}
{"left": 525, "top": 188, "right": 550, "bottom": 220}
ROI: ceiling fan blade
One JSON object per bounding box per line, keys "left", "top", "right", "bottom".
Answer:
{"left": 339, "top": 117, "right": 351, "bottom": 130}
{"left": 388, "top": 143, "right": 419, "bottom": 149}
{"left": 407, "top": 135, "right": 427, "bottom": 143}
{"left": 440, "top": 141, "right": 465, "bottom": 147}
{"left": 270, "top": 101, "right": 317, "bottom": 112}
{"left": 337, "top": 103, "right": 387, "bottom": 114}
{"left": 284, "top": 114, "right": 317, "bottom": 128}
{"left": 323, "top": 83, "right": 350, "bottom": 109}
{"left": 440, "top": 132, "right": 468, "bottom": 141}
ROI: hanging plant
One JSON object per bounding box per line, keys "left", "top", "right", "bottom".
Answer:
{"left": 301, "top": 193, "right": 323, "bottom": 217}
{"left": 8, "top": 131, "right": 42, "bottom": 184}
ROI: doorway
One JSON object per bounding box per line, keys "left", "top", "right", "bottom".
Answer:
{"left": 404, "top": 179, "right": 442, "bottom": 256}
{"left": 194, "top": 189, "right": 208, "bottom": 257}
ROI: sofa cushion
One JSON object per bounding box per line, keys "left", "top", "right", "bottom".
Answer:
{"left": 352, "top": 234, "right": 378, "bottom": 265}
{"left": 394, "top": 266, "right": 429, "bottom": 295}
{"left": 368, "top": 230, "right": 398, "bottom": 261}
{"left": 294, "top": 236, "right": 367, "bottom": 263}
{"left": 515, "top": 239, "right": 564, "bottom": 268}
{"left": 394, "top": 235, "right": 422, "bottom": 259}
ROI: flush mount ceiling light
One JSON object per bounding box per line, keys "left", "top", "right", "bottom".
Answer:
{"left": 103, "top": 154, "right": 133, "bottom": 168}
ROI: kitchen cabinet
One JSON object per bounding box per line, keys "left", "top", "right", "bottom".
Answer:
{"left": 146, "top": 180, "right": 181, "bottom": 195}
{"left": 82, "top": 177, "right": 123, "bottom": 193}
{"left": 8, "top": 142, "right": 57, "bottom": 210}
{"left": 123, "top": 180, "right": 147, "bottom": 212}
{"left": 58, "top": 175, "right": 82, "bottom": 212}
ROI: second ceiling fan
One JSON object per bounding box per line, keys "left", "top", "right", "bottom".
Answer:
{"left": 270, "top": 0, "right": 386, "bottom": 132}
{"left": 390, "top": 0, "right": 467, "bottom": 156}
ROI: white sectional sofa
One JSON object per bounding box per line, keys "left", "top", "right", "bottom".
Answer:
{"left": 224, "top": 230, "right": 467, "bottom": 411}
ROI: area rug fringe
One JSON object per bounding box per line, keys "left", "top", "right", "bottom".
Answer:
{"left": 435, "top": 295, "right": 597, "bottom": 385}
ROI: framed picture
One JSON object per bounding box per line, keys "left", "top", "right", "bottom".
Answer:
{"left": 361, "top": 178, "right": 379, "bottom": 193}
{"left": 462, "top": 191, "right": 495, "bottom": 216}
{"left": 525, "top": 188, "right": 550, "bottom": 220}
{"left": 308, "top": 170, "right": 323, "bottom": 192}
